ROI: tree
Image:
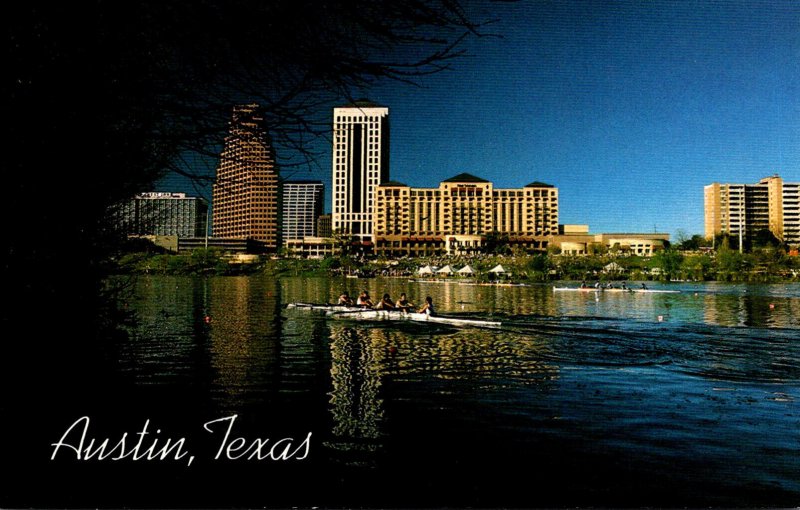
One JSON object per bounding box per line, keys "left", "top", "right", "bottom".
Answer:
{"left": 5, "top": 1, "right": 497, "bottom": 323}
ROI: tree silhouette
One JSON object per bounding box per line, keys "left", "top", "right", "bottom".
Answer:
{"left": 4, "top": 1, "right": 498, "bottom": 341}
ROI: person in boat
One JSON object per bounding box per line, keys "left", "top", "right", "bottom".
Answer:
{"left": 375, "top": 293, "right": 395, "bottom": 310}
{"left": 580, "top": 280, "right": 587, "bottom": 289}
{"left": 338, "top": 292, "right": 354, "bottom": 306}
{"left": 621, "top": 282, "right": 628, "bottom": 291}
{"left": 396, "top": 293, "right": 414, "bottom": 312}
{"left": 417, "top": 296, "right": 435, "bottom": 316}
{"left": 641, "top": 282, "right": 648, "bottom": 290}
{"left": 356, "top": 291, "right": 373, "bottom": 307}
{"left": 594, "top": 282, "right": 601, "bottom": 289}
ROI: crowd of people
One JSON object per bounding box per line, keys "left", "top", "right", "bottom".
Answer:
{"left": 337, "top": 291, "right": 435, "bottom": 315}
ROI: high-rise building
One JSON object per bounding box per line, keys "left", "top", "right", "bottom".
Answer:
{"left": 112, "top": 192, "right": 208, "bottom": 237}
{"left": 332, "top": 100, "right": 389, "bottom": 245}
{"left": 374, "top": 173, "right": 559, "bottom": 256}
{"left": 212, "top": 104, "right": 281, "bottom": 250}
{"left": 281, "top": 180, "right": 324, "bottom": 244}
{"left": 705, "top": 175, "right": 800, "bottom": 246}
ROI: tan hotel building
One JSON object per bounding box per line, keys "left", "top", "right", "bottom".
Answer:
{"left": 374, "top": 173, "right": 559, "bottom": 256}
{"left": 704, "top": 175, "right": 800, "bottom": 246}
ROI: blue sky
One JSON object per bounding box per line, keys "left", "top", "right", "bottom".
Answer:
{"left": 161, "top": 0, "right": 800, "bottom": 238}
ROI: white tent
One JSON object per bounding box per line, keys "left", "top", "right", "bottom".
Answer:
{"left": 457, "top": 264, "right": 475, "bottom": 275}
{"left": 418, "top": 265, "right": 433, "bottom": 275}
{"left": 603, "top": 262, "right": 624, "bottom": 273}
{"left": 436, "top": 265, "right": 453, "bottom": 274}
{"left": 488, "top": 264, "right": 506, "bottom": 273}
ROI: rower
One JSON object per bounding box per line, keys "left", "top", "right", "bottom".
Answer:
{"left": 417, "top": 296, "right": 435, "bottom": 316}
{"left": 621, "top": 282, "right": 628, "bottom": 291}
{"left": 375, "top": 293, "right": 395, "bottom": 310}
{"left": 356, "top": 291, "right": 373, "bottom": 307}
{"left": 396, "top": 293, "right": 414, "bottom": 312}
{"left": 641, "top": 283, "right": 648, "bottom": 290}
{"left": 338, "top": 292, "right": 354, "bottom": 306}
{"left": 580, "top": 280, "right": 587, "bottom": 289}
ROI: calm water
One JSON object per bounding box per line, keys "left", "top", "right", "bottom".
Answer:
{"left": 110, "top": 276, "right": 800, "bottom": 507}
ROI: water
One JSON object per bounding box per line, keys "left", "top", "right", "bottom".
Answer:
{"left": 86, "top": 277, "right": 800, "bottom": 505}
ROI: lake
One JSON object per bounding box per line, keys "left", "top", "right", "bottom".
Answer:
{"left": 61, "top": 276, "right": 800, "bottom": 506}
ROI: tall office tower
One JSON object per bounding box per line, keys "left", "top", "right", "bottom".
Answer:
{"left": 332, "top": 100, "right": 389, "bottom": 245}
{"left": 112, "top": 192, "right": 208, "bottom": 237}
{"left": 281, "top": 180, "right": 324, "bottom": 244}
{"left": 704, "top": 175, "right": 800, "bottom": 246}
{"left": 212, "top": 104, "right": 281, "bottom": 250}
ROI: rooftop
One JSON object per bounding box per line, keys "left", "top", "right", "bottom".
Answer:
{"left": 525, "top": 181, "right": 555, "bottom": 188}
{"left": 337, "top": 98, "right": 386, "bottom": 109}
{"left": 442, "top": 173, "right": 489, "bottom": 183}
{"left": 379, "top": 180, "right": 409, "bottom": 187}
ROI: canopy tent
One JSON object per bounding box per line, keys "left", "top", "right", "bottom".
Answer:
{"left": 457, "top": 265, "right": 475, "bottom": 275}
{"left": 436, "top": 265, "right": 453, "bottom": 274}
{"left": 488, "top": 264, "right": 506, "bottom": 273}
{"left": 417, "top": 265, "right": 433, "bottom": 275}
{"left": 603, "top": 262, "right": 624, "bottom": 273}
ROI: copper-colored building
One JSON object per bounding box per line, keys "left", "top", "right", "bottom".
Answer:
{"left": 212, "top": 104, "right": 281, "bottom": 250}
{"left": 374, "top": 173, "right": 559, "bottom": 256}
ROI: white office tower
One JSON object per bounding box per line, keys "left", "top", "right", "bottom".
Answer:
{"left": 331, "top": 100, "right": 389, "bottom": 246}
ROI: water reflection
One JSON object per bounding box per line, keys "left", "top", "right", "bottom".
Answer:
{"left": 206, "top": 277, "right": 282, "bottom": 413}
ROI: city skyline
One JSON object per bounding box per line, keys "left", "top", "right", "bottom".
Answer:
{"left": 157, "top": 1, "right": 800, "bottom": 240}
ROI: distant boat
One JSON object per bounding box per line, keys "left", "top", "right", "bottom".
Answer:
{"left": 552, "top": 286, "right": 680, "bottom": 294}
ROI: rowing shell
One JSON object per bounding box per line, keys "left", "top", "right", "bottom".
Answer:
{"left": 286, "top": 302, "right": 359, "bottom": 312}
{"left": 326, "top": 309, "right": 501, "bottom": 329}
{"left": 552, "top": 286, "right": 680, "bottom": 294}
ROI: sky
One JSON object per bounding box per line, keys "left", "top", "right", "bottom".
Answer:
{"left": 160, "top": 0, "right": 800, "bottom": 239}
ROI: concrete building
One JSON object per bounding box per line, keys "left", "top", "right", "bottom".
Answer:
{"left": 705, "top": 175, "right": 800, "bottom": 246}
{"left": 316, "top": 214, "right": 332, "bottom": 238}
{"left": 212, "top": 104, "right": 281, "bottom": 250}
{"left": 549, "top": 225, "right": 670, "bottom": 256}
{"left": 331, "top": 100, "right": 389, "bottom": 246}
{"left": 112, "top": 192, "right": 208, "bottom": 238}
{"left": 281, "top": 180, "right": 324, "bottom": 245}
{"left": 373, "top": 173, "right": 559, "bottom": 256}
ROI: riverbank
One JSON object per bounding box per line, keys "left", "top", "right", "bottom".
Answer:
{"left": 111, "top": 247, "right": 800, "bottom": 282}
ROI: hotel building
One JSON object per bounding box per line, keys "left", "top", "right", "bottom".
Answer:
{"left": 374, "top": 173, "right": 559, "bottom": 256}
{"left": 704, "top": 175, "right": 800, "bottom": 246}
{"left": 331, "top": 100, "right": 389, "bottom": 245}
{"left": 112, "top": 192, "right": 208, "bottom": 238}
{"left": 212, "top": 104, "right": 281, "bottom": 250}
{"left": 281, "top": 180, "right": 324, "bottom": 245}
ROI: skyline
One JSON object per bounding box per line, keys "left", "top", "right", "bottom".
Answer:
{"left": 158, "top": 0, "right": 800, "bottom": 239}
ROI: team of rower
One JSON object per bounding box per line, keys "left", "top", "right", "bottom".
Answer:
{"left": 338, "top": 291, "right": 435, "bottom": 315}
{"left": 580, "top": 280, "right": 648, "bottom": 290}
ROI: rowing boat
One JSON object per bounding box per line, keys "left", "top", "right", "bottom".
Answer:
{"left": 552, "top": 286, "right": 680, "bottom": 294}
{"left": 326, "top": 309, "right": 502, "bottom": 329}
{"left": 286, "top": 302, "right": 360, "bottom": 312}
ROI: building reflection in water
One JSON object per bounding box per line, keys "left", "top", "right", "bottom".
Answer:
{"left": 702, "top": 292, "right": 799, "bottom": 328}
{"left": 324, "top": 320, "right": 560, "bottom": 460}
{"left": 206, "top": 276, "right": 282, "bottom": 413}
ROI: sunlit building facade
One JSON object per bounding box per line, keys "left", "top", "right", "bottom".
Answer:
{"left": 281, "top": 180, "right": 324, "bottom": 245}
{"left": 331, "top": 100, "right": 389, "bottom": 245}
{"left": 374, "top": 173, "right": 559, "bottom": 256}
{"left": 212, "top": 104, "right": 281, "bottom": 251}
{"left": 112, "top": 192, "right": 208, "bottom": 238}
{"left": 704, "top": 175, "right": 800, "bottom": 246}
